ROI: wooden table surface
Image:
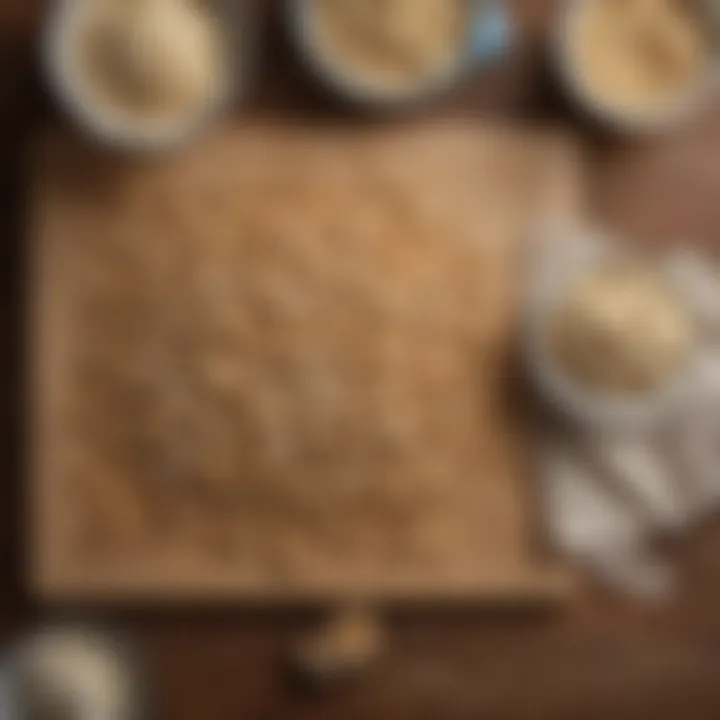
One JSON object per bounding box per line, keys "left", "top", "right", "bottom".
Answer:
{"left": 4, "top": 1, "right": 720, "bottom": 718}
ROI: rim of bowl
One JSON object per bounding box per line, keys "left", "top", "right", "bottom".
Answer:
{"left": 286, "top": 0, "right": 488, "bottom": 110}
{"left": 43, "top": 0, "right": 255, "bottom": 153}
{"left": 554, "top": 0, "right": 719, "bottom": 134}
{"left": 524, "top": 250, "right": 702, "bottom": 431}
{"left": 0, "top": 621, "right": 153, "bottom": 720}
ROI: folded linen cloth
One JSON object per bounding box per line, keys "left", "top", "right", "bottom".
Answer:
{"left": 531, "top": 227, "right": 720, "bottom": 599}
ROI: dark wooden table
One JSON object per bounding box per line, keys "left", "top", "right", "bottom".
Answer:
{"left": 4, "top": 1, "right": 720, "bottom": 718}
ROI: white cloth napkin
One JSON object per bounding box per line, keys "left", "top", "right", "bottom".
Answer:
{"left": 532, "top": 228, "right": 720, "bottom": 599}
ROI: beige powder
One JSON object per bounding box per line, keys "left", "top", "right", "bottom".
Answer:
{"left": 311, "top": 0, "right": 469, "bottom": 93}
{"left": 572, "top": 0, "right": 710, "bottom": 114}
{"left": 550, "top": 265, "right": 694, "bottom": 395}
{"left": 74, "top": 0, "right": 227, "bottom": 121}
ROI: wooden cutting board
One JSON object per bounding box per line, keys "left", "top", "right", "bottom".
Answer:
{"left": 30, "top": 122, "right": 581, "bottom": 602}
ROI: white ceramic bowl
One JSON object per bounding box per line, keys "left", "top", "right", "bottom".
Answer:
{"left": 43, "top": 0, "right": 253, "bottom": 152}
{"left": 288, "top": 0, "right": 514, "bottom": 110}
{"left": 524, "top": 244, "right": 701, "bottom": 431}
{"left": 555, "top": 0, "right": 719, "bottom": 134}
{"left": 0, "top": 623, "right": 151, "bottom": 720}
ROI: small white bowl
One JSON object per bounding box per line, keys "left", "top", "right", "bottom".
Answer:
{"left": 0, "top": 622, "right": 151, "bottom": 720}
{"left": 43, "top": 0, "right": 252, "bottom": 152}
{"left": 554, "top": 0, "right": 719, "bottom": 134}
{"left": 524, "top": 245, "right": 701, "bottom": 431}
{"left": 288, "top": 0, "right": 514, "bottom": 110}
